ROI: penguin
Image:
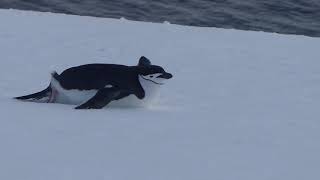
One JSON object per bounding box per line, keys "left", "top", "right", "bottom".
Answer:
{"left": 14, "top": 56, "right": 173, "bottom": 109}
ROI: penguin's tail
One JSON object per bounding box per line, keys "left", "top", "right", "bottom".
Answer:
{"left": 14, "top": 71, "right": 59, "bottom": 103}
{"left": 14, "top": 85, "right": 52, "bottom": 103}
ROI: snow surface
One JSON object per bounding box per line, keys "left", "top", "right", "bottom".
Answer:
{"left": 1, "top": 9, "right": 320, "bottom": 180}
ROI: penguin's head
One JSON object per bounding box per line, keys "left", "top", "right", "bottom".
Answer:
{"left": 136, "top": 56, "right": 173, "bottom": 85}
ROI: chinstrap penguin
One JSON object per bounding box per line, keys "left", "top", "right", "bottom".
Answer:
{"left": 15, "top": 56, "right": 173, "bottom": 109}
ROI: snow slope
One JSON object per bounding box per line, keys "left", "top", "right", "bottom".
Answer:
{"left": 1, "top": 9, "right": 320, "bottom": 180}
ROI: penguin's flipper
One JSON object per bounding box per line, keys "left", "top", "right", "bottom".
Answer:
{"left": 75, "top": 87, "right": 122, "bottom": 109}
{"left": 14, "top": 86, "right": 51, "bottom": 102}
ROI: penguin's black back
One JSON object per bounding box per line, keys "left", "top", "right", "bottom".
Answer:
{"left": 56, "top": 64, "right": 141, "bottom": 92}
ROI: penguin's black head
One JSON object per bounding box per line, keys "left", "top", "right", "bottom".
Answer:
{"left": 136, "top": 56, "right": 173, "bottom": 85}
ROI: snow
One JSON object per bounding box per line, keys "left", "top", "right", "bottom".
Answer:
{"left": 1, "top": 9, "right": 320, "bottom": 180}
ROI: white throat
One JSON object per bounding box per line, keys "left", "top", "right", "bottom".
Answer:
{"left": 138, "top": 75, "right": 162, "bottom": 103}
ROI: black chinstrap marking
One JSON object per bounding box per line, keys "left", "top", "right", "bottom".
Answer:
{"left": 140, "top": 75, "right": 164, "bottom": 85}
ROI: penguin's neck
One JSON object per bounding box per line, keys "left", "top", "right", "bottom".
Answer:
{"left": 138, "top": 75, "right": 161, "bottom": 102}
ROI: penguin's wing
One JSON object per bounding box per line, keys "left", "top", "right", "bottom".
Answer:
{"left": 75, "top": 87, "right": 123, "bottom": 109}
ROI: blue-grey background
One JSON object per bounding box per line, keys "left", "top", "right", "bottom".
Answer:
{"left": 0, "top": 0, "right": 319, "bottom": 37}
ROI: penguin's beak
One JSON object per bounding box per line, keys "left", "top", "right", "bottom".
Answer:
{"left": 159, "top": 72, "right": 173, "bottom": 79}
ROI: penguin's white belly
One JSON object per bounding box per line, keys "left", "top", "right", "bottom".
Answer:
{"left": 54, "top": 89, "right": 159, "bottom": 107}
{"left": 54, "top": 89, "right": 97, "bottom": 105}
{"left": 50, "top": 77, "right": 161, "bottom": 107}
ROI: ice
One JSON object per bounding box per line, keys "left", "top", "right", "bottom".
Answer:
{"left": 0, "top": 9, "right": 320, "bottom": 180}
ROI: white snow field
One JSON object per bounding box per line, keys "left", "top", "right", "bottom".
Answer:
{"left": 1, "top": 9, "right": 320, "bottom": 180}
